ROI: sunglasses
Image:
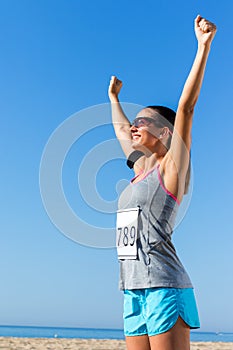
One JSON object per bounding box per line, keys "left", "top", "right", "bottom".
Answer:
{"left": 131, "top": 116, "right": 173, "bottom": 135}
{"left": 131, "top": 116, "right": 160, "bottom": 128}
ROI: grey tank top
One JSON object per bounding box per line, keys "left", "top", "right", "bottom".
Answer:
{"left": 118, "top": 165, "right": 193, "bottom": 290}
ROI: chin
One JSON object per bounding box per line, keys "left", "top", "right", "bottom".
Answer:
{"left": 132, "top": 141, "right": 141, "bottom": 149}
{"left": 132, "top": 141, "right": 153, "bottom": 156}
{"left": 132, "top": 142, "right": 145, "bottom": 153}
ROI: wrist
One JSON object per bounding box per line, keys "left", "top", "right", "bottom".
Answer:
{"left": 197, "top": 41, "right": 211, "bottom": 52}
{"left": 109, "top": 94, "right": 119, "bottom": 103}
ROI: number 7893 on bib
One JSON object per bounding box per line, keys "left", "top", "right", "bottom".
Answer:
{"left": 116, "top": 207, "right": 139, "bottom": 260}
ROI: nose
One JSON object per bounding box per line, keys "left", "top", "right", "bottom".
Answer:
{"left": 130, "top": 124, "right": 138, "bottom": 132}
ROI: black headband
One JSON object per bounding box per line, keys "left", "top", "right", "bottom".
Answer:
{"left": 126, "top": 150, "right": 144, "bottom": 169}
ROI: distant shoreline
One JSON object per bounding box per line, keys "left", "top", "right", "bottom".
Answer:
{"left": 1, "top": 325, "right": 233, "bottom": 342}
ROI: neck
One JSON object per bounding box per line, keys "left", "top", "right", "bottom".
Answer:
{"left": 132, "top": 142, "right": 168, "bottom": 174}
{"left": 142, "top": 153, "right": 164, "bottom": 173}
{"left": 132, "top": 153, "right": 163, "bottom": 183}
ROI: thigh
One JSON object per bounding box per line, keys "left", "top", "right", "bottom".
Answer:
{"left": 126, "top": 335, "right": 151, "bottom": 350}
{"left": 149, "top": 317, "right": 190, "bottom": 350}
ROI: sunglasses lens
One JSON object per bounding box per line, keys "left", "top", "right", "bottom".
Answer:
{"left": 132, "top": 117, "right": 150, "bottom": 127}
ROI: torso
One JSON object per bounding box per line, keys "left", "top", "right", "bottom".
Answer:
{"left": 117, "top": 164, "right": 192, "bottom": 290}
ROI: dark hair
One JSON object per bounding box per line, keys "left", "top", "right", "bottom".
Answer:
{"left": 146, "top": 105, "right": 175, "bottom": 148}
{"left": 146, "top": 105, "right": 191, "bottom": 195}
{"left": 146, "top": 105, "right": 176, "bottom": 127}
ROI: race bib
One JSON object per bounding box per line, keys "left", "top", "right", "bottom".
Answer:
{"left": 116, "top": 207, "right": 140, "bottom": 260}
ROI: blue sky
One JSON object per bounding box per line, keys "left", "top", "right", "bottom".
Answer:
{"left": 1, "top": 0, "right": 233, "bottom": 333}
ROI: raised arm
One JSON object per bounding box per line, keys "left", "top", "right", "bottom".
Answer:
{"left": 168, "top": 17, "right": 216, "bottom": 164}
{"left": 164, "top": 15, "right": 217, "bottom": 199}
{"left": 108, "top": 76, "right": 133, "bottom": 157}
{"left": 178, "top": 15, "right": 217, "bottom": 114}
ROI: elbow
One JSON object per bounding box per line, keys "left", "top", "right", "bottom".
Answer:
{"left": 178, "top": 96, "right": 198, "bottom": 115}
{"left": 177, "top": 103, "right": 195, "bottom": 116}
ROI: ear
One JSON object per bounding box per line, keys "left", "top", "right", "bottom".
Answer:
{"left": 159, "top": 127, "right": 170, "bottom": 138}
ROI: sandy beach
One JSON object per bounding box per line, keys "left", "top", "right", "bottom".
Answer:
{"left": 0, "top": 337, "right": 232, "bottom": 350}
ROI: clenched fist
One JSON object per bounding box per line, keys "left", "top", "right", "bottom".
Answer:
{"left": 108, "top": 76, "right": 123, "bottom": 102}
{"left": 195, "top": 15, "right": 217, "bottom": 46}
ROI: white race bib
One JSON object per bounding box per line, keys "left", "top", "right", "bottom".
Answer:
{"left": 116, "top": 207, "right": 139, "bottom": 260}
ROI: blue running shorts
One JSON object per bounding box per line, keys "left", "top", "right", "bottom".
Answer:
{"left": 123, "top": 288, "right": 200, "bottom": 337}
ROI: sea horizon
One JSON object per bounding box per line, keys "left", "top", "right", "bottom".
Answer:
{"left": 0, "top": 325, "right": 233, "bottom": 342}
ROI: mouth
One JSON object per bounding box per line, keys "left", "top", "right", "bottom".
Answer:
{"left": 132, "top": 134, "right": 141, "bottom": 141}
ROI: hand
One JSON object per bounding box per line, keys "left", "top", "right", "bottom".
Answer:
{"left": 108, "top": 76, "right": 123, "bottom": 101}
{"left": 195, "top": 15, "right": 217, "bottom": 47}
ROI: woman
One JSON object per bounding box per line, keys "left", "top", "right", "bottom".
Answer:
{"left": 108, "top": 15, "right": 216, "bottom": 350}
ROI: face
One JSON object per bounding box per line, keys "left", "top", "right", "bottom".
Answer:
{"left": 130, "top": 108, "right": 163, "bottom": 152}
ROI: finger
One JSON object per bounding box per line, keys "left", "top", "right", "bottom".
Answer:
{"left": 204, "top": 24, "right": 210, "bottom": 33}
{"left": 200, "top": 20, "right": 208, "bottom": 31}
{"left": 205, "top": 21, "right": 217, "bottom": 33}
{"left": 199, "top": 17, "right": 216, "bottom": 29}
{"left": 201, "top": 20, "right": 216, "bottom": 33}
{"left": 199, "top": 19, "right": 209, "bottom": 32}
{"left": 109, "top": 76, "right": 115, "bottom": 89}
{"left": 111, "top": 75, "right": 117, "bottom": 83}
{"left": 199, "top": 18, "right": 206, "bottom": 27}
{"left": 116, "top": 79, "right": 122, "bottom": 86}
{"left": 195, "top": 14, "right": 202, "bottom": 26}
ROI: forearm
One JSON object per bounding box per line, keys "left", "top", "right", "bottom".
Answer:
{"left": 108, "top": 76, "right": 131, "bottom": 133}
{"left": 178, "top": 43, "right": 211, "bottom": 112}
{"left": 109, "top": 96, "right": 131, "bottom": 134}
